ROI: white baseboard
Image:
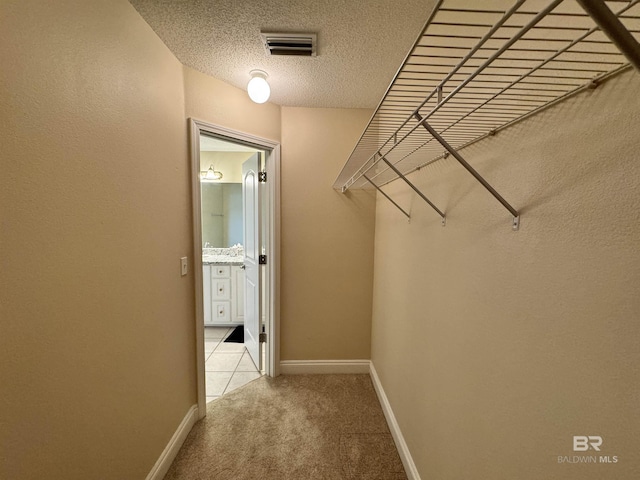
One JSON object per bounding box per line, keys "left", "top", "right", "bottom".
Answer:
{"left": 146, "top": 404, "right": 198, "bottom": 480}
{"left": 279, "top": 359, "right": 371, "bottom": 374}
{"left": 369, "top": 364, "right": 421, "bottom": 480}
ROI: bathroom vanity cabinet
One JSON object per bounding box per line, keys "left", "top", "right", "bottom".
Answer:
{"left": 203, "top": 264, "right": 245, "bottom": 325}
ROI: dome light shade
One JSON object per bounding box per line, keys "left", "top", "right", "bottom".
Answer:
{"left": 247, "top": 70, "right": 270, "bottom": 104}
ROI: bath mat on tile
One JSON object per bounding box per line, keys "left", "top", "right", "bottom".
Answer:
{"left": 224, "top": 325, "right": 244, "bottom": 343}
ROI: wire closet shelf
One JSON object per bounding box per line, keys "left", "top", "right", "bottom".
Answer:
{"left": 333, "top": 0, "right": 640, "bottom": 225}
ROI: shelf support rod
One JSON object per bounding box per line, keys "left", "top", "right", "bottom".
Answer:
{"left": 363, "top": 174, "right": 411, "bottom": 220}
{"left": 338, "top": 0, "right": 529, "bottom": 192}
{"left": 576, "top": 0, "right": 640, "bottom": 72}
{"left": 379, "top": 154, "right": 446, "bottom": 223}
{"left": 415, "top": 113, "right": 519, "bottom": 228}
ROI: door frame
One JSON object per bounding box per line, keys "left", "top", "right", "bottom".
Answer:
{"left": 189, "top": 119, "right": 280, "bottom": 419}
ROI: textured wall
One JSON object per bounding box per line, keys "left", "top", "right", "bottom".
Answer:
{"left": 183, "top": 67, "right": 281, "bottom": 143}
{"left": 280, "top": 107, "right": 376, "bottom": 360}
{"left": 371, "top": 70, "right": 640, "bottom": 479}
{"left": 0, "top": 1, "right": 194, "bottom": 478}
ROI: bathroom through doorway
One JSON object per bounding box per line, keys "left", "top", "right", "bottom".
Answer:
{"left": 190, "top": 119, "right": 280, "bottom": 418}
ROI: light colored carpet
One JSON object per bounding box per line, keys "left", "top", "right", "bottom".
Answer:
{"left": 164, "top": 374, "right": 407, "bottom": 480}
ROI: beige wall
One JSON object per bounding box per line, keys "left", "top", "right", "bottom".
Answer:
{"left": 184, "top": 74, "right": 377, "bottom": 361}
{"left": 184, "top": 67, "right": 281, "bottom": 143}
{"left": 6, "top": 0, "right": 637, "bottom": 477}
{"left": 0, "top": 1, "right": 195, "bottom": 478}
{"left": 280, "top": 107, "right": 376, "bottom": 360}
{"left": 0, "top": 2, "right": 378, "bottom": 477}
{"left": 370, "top": 70, "right": 640, "bottom": 479}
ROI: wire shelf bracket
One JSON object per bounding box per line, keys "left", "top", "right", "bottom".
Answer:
{"left": 363, "top": 174, "right": 411, "bottom": 221}
{"left": 379, "top": 153, "right": 447, "bottom": 225}
{"left": 415, "top": 112, "right": 520, "bottom": 230}
{"left": 577, "top": 0, "right": 640, "bottom": 70}
{"left": 333, "top": 0, "right": 640, "bottom": 232}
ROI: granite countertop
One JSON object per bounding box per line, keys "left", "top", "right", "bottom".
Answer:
{"left": 202, "top": 255, "right": 244, "bottom": 266}
{"left": 202, "top": 245, "right": 244, "bottom": 266}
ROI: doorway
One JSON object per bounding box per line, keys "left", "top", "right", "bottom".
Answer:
{"left": 190, "top": 120, "right": 280, "bottom": 418}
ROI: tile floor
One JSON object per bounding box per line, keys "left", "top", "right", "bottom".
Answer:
{"left": 205, "top": 326, "right": 262, "bottom": 403}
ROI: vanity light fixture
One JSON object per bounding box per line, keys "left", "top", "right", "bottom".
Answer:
{"left": 200, "top": 165, "right": 223, "bottom": 181}
{"left": 247, "top": 69, "right": 270, "bottom": 104}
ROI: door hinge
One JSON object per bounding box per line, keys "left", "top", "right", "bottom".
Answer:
{"left": 259, "top": 332, "right": 267, "bottom": 343}
{"left": 259, "top": 255, "right": 267, "bottom": 265}
{"left": 259, "top": 171, "right": 267, "bottom": 183}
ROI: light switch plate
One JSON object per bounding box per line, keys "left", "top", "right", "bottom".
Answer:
{"left": 180, "top": 257, "right": 188, "bottom": 276}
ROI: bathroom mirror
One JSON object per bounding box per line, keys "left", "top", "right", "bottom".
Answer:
{"left": 201, "top": 183, "right": 243, "bottom": 248}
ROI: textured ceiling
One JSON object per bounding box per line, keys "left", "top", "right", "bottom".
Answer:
{"left": 128, "top": 0, "right": 438, "bottom": 108}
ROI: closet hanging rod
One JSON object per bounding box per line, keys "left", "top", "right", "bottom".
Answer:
{"left": 339, "top": 0, "right": 563, "bottom": 192}
{"left": 359, "top": 9, "right": 577, "bottom": 188}
{"left": 334, "top": 0, "right": 640, "bottom": 193}
{"left": 375, "top": 62, "right": 633, "bottom": 189}
{"left": 383, "top": 7, "right": 613, "bottom": 178}
{"left": 336, "top": 0, "right": 524, "bottom": 192}
{"left": 354, "top": 1, "right": 639, "bottom": 190}
{"left": 367, "top": 69, "right": 629, "bottom": 189}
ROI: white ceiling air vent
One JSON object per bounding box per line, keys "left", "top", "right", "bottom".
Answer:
{"left": 261, "top": 32, "right": 317, "bottom": 57}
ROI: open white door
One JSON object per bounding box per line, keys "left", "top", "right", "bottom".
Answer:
{"left": 242, "top": 154, "right": 261, "bottom": 370}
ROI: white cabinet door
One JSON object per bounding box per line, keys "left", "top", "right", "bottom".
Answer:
{"left": 211, "top": 265, "right": 231, "bottom": 278}
{"left": 203, "top": 265, "right": 212, "bottom": 325}
{"left": 232, "top": 266, "right": 245, "bottom": 323}
{"left": 212, "top": 278, "right": 231, "bottom": 301}
{"left": 212, "top": 301, "right": 230, "bottom": 323}
{"left": 205, "top": 264, "right": 244, "bottom": 325}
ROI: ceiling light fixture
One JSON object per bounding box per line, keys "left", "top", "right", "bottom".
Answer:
{"left": 247, "top": 69, "right": 270, "bottom": 104}
{"left": 200, "top": 165, "right": 223, "bottom": 181}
